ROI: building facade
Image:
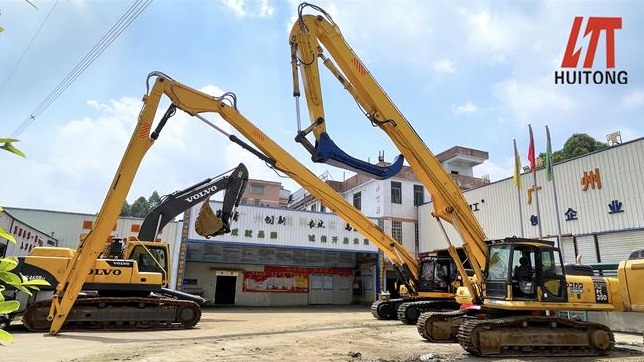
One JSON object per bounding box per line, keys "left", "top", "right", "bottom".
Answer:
{"left": 288, "top": 148, "right": 489, "bottom": 293}
{"left": 178, "top": 201, "right": 379, "bottom": 306}
{"left": 419, "top": 138, "right": 644, "bottom": 265}
{"left": 0, "top": 209, "right": 59, "bottom": 258}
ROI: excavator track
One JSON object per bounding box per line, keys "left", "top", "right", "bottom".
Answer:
{"left": 416, "top": 308, "right": 473, "bottom": 342}
{"left": 457, "top": 316, "right": 614, "bottom": 357}
{"left": 370, "top": 300, "right": 401, "bottom": 320}
{"left": 22, "top": 296, "right": 201, "bottom": 332}
{"left": 396, "top": 300, "right": 460, "bottom": 325}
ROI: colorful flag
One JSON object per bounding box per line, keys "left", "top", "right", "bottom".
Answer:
{"left": 527, "top": 124, "right": 536, "bottom": 173}
{"left": 513, "top": 139, "right": 522, "bottom": 189}
{"left": 545, "top": 126, "right": 554, "bottom": 182}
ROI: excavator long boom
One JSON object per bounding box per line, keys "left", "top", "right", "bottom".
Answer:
{"left": 138, "top": 72, "right": 433, "bottom": 297}
{"left": 47, "top": 89, "right": 167, "bottom": 334}
{"left": 138, "top": 163, "right": 248, "bottom": 241}
{"left": 289, "top": 3, "right": 487, "bottom": 297}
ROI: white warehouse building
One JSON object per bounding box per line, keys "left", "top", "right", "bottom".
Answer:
{"left": 419, "top": 137, "right": 644, "bottom": 265}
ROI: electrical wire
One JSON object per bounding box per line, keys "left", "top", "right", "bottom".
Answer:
{"left": 10, "top": 0, "right": 153, "bottom": 137}
{"left": 0, "top": 0, "right": 58, "bottom": 100}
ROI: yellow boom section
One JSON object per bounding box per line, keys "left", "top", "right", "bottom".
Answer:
{"left": 289, "top": 5, "right": 488, "bottom": 293}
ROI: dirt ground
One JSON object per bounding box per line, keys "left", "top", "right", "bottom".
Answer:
{"left": 3, "top": 305, "right": 643, "bottom": 362}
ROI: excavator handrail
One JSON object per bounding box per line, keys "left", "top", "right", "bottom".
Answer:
{"left": 289, "top": 3, "right": 488, "bottom": 298}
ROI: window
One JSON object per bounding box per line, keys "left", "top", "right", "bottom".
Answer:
{"left": 310, "top": 204, "right": 317, "bottom": 211}
{"left": 254, "top": 199, "right": 260, "bottom": 206}
{"left": 353, "top": 192, "right": 362, "bottom": 210}
{"left": 391, "top": 220, "right": 402, "bottom": 244}
{"left": 320, "top": 204, "right": 326, "bottom": 213}
{"left": 413, "top": 185, "right": 424, "bottom": 206}
{"left": 391, "top": 181, "right": 402, "bottom": 204}
{"left": 250, "top": 184, "right": 265, "bottom": 194}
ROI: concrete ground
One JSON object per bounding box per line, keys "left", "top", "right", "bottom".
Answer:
{"left": 2, "top": 305, "right": 643, "bottom": 362}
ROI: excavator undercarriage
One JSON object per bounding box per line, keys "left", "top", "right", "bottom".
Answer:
{"left": 22, "top": 295, "right": 200, "bottom": 332}
{"left": 457, "top": 315, "right": 614, "bottom": 357}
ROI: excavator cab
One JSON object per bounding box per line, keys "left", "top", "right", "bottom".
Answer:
{"left": 125, "top": 242, "right": 169, "bottom": 285}
{"left": 417, "top": 257, "right": 458, "bottom": 293}
{"left": 484, "top": 238, "right": 567, "bottom": 302}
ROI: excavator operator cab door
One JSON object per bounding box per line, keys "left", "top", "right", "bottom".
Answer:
{"left": 484, "top": 243, "right": 567, "bottom": 302}
{"left": 128, "top": 243, "right": 169, "bottom": 286}
{"left": 418, "top": 257, "right": 456, "bottom": 293}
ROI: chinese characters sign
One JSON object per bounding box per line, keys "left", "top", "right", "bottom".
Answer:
{"left": 188, "top": 202, "right": 378, "bottom": 253}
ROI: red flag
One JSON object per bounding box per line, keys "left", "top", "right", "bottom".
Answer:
{"left": 527, "top": 124, "right": 536, "bottom": 174}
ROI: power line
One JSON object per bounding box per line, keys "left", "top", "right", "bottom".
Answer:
{"left": 11, "top": 0, "right": 153, "bottom": 138}
{"left": 0, "top": 0, "right": 59, "bottom": 100}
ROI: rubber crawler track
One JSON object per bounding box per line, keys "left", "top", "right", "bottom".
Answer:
{"left": 457, "top": 316, "right": 615, "bottom": 357}
{"left": 22, "top": 296, "right": 201, "bottom": 332}
{"left": 416, "top": 308, "right": 471, "bottom": 341}
{"left": 396, "top": 300, "right": 460, "bottom": 325}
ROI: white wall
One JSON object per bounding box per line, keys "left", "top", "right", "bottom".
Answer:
{"left": 419, "top": 139, "right": 644, "bottom": 257}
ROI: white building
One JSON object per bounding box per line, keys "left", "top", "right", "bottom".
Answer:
{"left": 419, "top": 137, "right": 644, "bottom": 265}
{"left": 289, "top": 148, "right": 489, "bottom": 294}
{"left": 0, "top": 209, "right": 59, "bottom": 258}
{"left": 178, "top": 202, "right": 378, "bottom": 306}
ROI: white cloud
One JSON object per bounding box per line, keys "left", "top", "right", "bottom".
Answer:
{"left": 493, "top": 78, "right": 576, "bottom": 123}
{"left": 457, "top": 6, "right": 538, "bottom": 64}
{"left": 453, "top": 102, "right": 477, "bottom": 114}
{"left": 622, "top": 91, "right": 644, "bottom": 108}
{"left": 221, "top": 0, "right": 274, "bottom": 18}
{"left": 0, "top": 84, "right": 301, "bottom": 214}
{"left": 473, "top": 159, "right": 512, "bottom": 184}
{"left": 432, "top": 58, "right": 455, "bottom": 74}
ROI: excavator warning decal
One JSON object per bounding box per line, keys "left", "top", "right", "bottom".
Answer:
{"left": 352, "top": 57, "right": 367, "bottom": 76}
{"left": 139, "top": 123, "right": 151, "bottom": 139}
{"left": 592, "top": 277, "right": 609, "bottom": 303}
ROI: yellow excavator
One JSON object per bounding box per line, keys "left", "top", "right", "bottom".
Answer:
{"left": 41, "top": 71, "right": 468, "bottom": 335}
{"left": 3, "top": 164, "right": 248, "bottom": 333}
{"left": 288, "top": 2, "right": 644, "bottom": 357}
{"left": 289, "top": 2, "right": 470, "bottom": 326}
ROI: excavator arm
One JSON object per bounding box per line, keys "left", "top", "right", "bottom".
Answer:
{"left": 289, "top": 3, "right": 487, "bottom": 299}
{"left": 47, "top": 69, "right": 455, "bottom": 334}
{"left": 47, "top": 87, "right": 165, "bottom": 334}
{"left": 138, "top": 163, "right": 248, "bottom": 241}
{"left": 141, "top": 72, "right": 426, "bottom": 295}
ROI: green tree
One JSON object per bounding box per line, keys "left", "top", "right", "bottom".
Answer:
{"left": 538, "top": 133, "right": 607, "bottom": 166}
{"left": 120, "top": 192, "right": 161, "bottom": 217}
{"left": 129, "top": 196, "right": 150, "bottom": 218}
{"left": 148, "top": 191, "right": 161, "bottom": 210}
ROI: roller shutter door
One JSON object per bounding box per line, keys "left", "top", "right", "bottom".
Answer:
{"left": 574, "top": 235, "right": 597, "bottom": 264}
{"left": 560, "top": 236, "right": 576, "bottom": 264}
{"left": 597, "top": 230, "right": 644, "bottom": 263}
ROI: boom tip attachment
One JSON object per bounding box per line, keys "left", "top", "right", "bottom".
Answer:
{"left": 313, "top": 132, "right": 404, "bottom": 180}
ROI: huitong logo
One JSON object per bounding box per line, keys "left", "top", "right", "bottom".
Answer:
{"left": 555, "top": 17, "right": 627, "bottom": 85}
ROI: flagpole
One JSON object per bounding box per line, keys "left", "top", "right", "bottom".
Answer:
{"left": 528, "top": 124, "right": 543, "bottom": 238}
{"left": 546, "top": 125, "right": 564, "bottom": 260}
{"left": 513, "top": 139, "right": 525, "bottom": 237}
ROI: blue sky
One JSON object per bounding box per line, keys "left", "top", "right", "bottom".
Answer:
{"left": 1, "top": 0, "right": 643, "bottom": 214}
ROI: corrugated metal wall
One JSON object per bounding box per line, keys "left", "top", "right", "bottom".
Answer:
{"left": 4, "top": 208, "right": 179, "bottom": 250}
{"left": 419, "top": 138, "right": 644, "bottom": 263}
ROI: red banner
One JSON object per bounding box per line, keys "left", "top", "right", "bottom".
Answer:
{"left": 243, "top": 270, "right": 309, "bottom": 293}
{"left": 242, "top": 266, "right": 353, "bottom": 293}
